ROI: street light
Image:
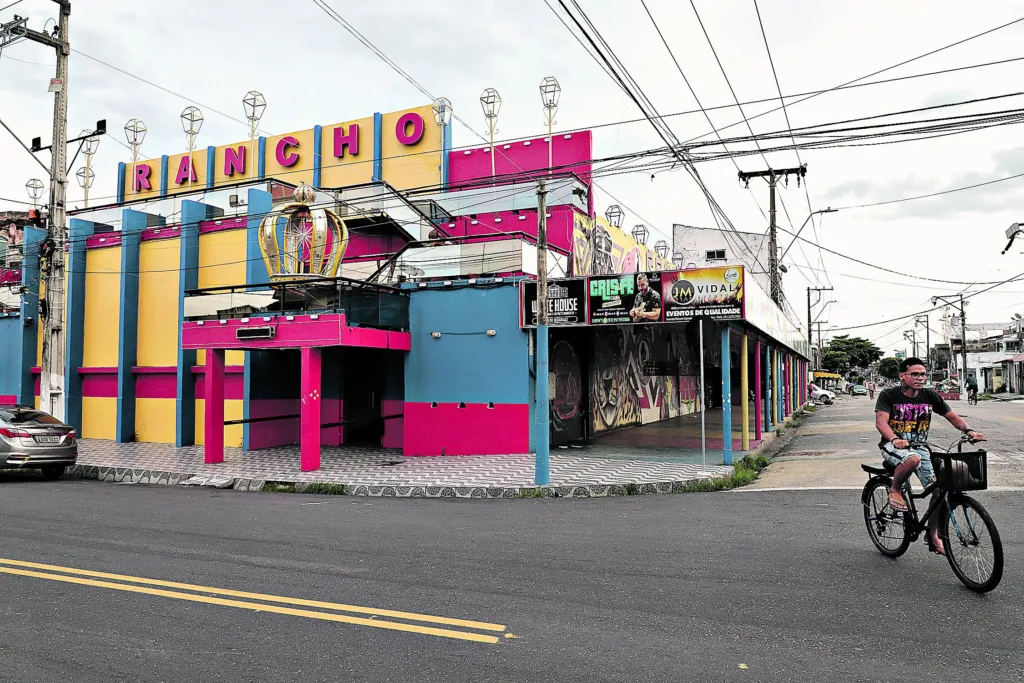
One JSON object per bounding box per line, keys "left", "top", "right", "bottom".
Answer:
{"left": 672, "top": 251, "right": 684, "bottom": 268}
{"left": 243, "top": 91, "right": 266, "bottom": 179}
{"left": 78, "top": 127, "right": 100, "bottom": 207}
{"left": 25, "top": 178, "right": 44, "bottom": 207}
{"left": 432, "top": 97, "right": 452, "bottom": 188}
{"left": 1004, "top": 222, "right": 1024, "bottom": 254}
{"left": 779, "top": 207, "right": 838, "bottom": 262}
{"left": 181, "top": 106, "right": 204, "bottom": 190}
{"left": 480, "top": 87, "right": 501, "bottom": 179}
{"left": 654, "top": 239, "right": 668, "bottom": 259}
{"left": 124, "top": 118, "right": 147, "bottom": 196}
{"left": 631, "top": 224, "right": 649, "bottom": 245}
{"left": 605, "top": 204, "right": 624, "bottom": 228}
{"left": 540, "top": 76, "right": 560, "bottom": 174}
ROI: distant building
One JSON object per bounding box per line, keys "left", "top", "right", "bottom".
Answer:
{"left": 672, "top": 224, "right": 772, "bottom": 293}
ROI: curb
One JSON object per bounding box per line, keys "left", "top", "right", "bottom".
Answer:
{"left": 64, "top": 464, "right": 735, "bottom": 500}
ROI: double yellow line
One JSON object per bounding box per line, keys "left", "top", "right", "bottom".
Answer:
{"left": 0, "top": 557, "right": 507, "bottom": 644}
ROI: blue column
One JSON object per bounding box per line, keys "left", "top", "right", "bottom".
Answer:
{"left": 721, "top": 325, "right": 733, "bottom": 465}
{"left": 242, "top": 187, "right": 274, "bottom": 451}
{"left": 535, "top": 324, "right": 550, "bottom": 485}
{"left": 441, "top": 120, "right": 452, "bottom": 188}
{"left": 312, "top": 124, "right": 323, "bottom": 189}
{"left": 159, "top": 155, "right": 169, "bottom": 196}
{"left": 116, "top": 163, "right": 126, "bottom": 204}
{"left": 372, "top": 112, "right": 383, "bottom": 182}
{"left": 65, "top": 219, "right": 100, "bottom": 430}
{"left": 765, "top": 345, "right": 773, "bottom": 432}
{"left": 257, "top": 136, "right": 267, "bottom": 179}
{"left": 206, "top": 145, "right": 216, "bottom": 190}
{"left": 175, "top": 200, "right": 222, "bottom": 447}
{"left": 18, "top": 227, "right": 44, "bottom": 407}
{"left": 117, "top": 209, "right": 165, "bottom": 442}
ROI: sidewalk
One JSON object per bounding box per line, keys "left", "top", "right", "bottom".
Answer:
{"left": 66, "top": 439, "right": 734, "bottom": 499}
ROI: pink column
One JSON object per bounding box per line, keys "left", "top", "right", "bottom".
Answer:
{"left": 204, "top": 349, "right": 225, "bottom": 464}
{"left": 784, "top": 355, "right": 791, "bottom": 416}
{"left": 300, "top": 346, "right": 323, "bottom": 472}
{"left": 754, "top": 341, "right": 763, "bottom": 440}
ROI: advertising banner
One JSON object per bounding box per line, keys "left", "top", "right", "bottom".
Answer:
{"left": 662, "top": 266, "right": 743, "bottom": 321}
{"left": 588, "top": 272, "right": 664, "bottom": 325}
{"left": 521, "top": 278, "right": 588, "bottom": 327}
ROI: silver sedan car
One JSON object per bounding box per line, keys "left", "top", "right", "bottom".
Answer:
{"left": 0, "top": 406, "right": 77, "bottom": 480}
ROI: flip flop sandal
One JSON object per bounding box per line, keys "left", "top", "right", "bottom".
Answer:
{"left": 926, "top": 538, "right": 947, "bottom": 556}
{"left": 888, "top": 496, "right": 909, "bottom": 512}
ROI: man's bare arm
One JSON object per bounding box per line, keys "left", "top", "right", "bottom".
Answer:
{"left": 943, "top": 410, "right": 984, "bottom": 438}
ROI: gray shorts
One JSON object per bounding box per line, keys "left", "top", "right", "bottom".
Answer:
{"left": 881, "top": 443, "right": 935, "bottom": 487}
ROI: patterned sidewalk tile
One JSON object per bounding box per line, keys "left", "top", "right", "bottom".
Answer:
{"left": 68, "top": 440, "right": 734, "bottom": 498}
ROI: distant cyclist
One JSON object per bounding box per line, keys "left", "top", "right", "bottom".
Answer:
{"left": 966, "top": 374, "right": 979, "bottom": 404}
{"left": 875, "top": 357, "right": 984, "bottom": 556}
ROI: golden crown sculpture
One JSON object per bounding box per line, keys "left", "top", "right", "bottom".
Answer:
{"left": 257, "top": 183, "right": 349, "bottom": 282}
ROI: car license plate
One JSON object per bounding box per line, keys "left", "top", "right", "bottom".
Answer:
{"left": 36, "top": 436, "right": 60, "bottom": 444}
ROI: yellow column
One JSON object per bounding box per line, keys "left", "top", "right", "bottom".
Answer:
{"left": 741, "top": 334, "right": 750, "bottom": 451}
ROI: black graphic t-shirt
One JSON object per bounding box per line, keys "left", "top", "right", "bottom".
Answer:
{"left": 874, "top": 387, "right": 951, "bottom": 448}
{"left": 633, "top": 287, "right": 662, "bottom": 313}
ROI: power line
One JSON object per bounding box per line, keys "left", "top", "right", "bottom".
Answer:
{"left": 832, "top": 170, "right": 1024, "bottom": 210}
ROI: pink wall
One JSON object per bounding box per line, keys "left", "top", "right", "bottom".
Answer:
{"left": 437, "top": 205, "right": 577, "bottom": 254}
{"left": 183, "top": 315, "right": 412, "bottom": 351}
{"left": 403, "top": 402, "right": 529, "bottom": 456}
{"left": 246, "top": 398, "right": 345, "bottom": 450}
{"left": 382, "top": 398, "right": 403, "bottom": 448}
{"left": 448, "top": 131, "right": 593, "bottom": 192}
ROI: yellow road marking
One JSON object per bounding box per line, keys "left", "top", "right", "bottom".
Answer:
{"left": 0, "top": 566, "right": 500, "bottom": 644}
{"left": 1005, "top": 416, "right": 1024, "bottom": 423}
{"left": 0, "top": 557, "right": 504, "bottom": 633}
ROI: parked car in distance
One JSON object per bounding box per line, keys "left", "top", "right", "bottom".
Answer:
{"left": 851, "top": 385, "right": 869, "bottom": 396}
{"left": 809, "top": 383, "right": 836, "bottom": 404}
{"left": 0, "top": 406, "right": 77, "bottom": 480}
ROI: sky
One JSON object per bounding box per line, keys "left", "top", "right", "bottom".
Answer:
{"left": 3, "top": 0, "right": 1024, "bottom": 357}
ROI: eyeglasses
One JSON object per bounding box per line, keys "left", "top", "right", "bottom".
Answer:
{"left": 905, "top": 372, "right": 927, "bottom": 378}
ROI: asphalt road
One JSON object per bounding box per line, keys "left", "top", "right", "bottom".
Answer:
{"left": 1, "top": 473, "right": 1022, "bottom": 682}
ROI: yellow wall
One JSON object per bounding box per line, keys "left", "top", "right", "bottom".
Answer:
{"left": 380, "top": 105, "right": 441, "bottom": 191}
{"left": 320, "top": 116, "right": 375, "bottom": 189}
{"left": 136, "top": 398, "right": 177, "bottom": 443}
{"left": 195, "top": 398, "right": 243, "bottom": 448}
{"left": 197, "top": 229, "right": 246, "bottom": 367}
{"left": 83, "top": 247, "right": 122, "bottom": 368}
{"left": 123, "top": 159, "right": 165, "bottom": 203}
{"left": 81, "top": 397, "right": 117, "bottom": 440}
{"left": 264, "top": 128, "right": 316, "bottom": 188}
{"left": 137, "top": 237, "right": 180, "bottom": 367}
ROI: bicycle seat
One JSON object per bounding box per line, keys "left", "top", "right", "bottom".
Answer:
{"left": 861, "top": 461, "right": 896, "bottom": 476}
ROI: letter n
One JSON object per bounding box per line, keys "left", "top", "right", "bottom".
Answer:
{"left": 223, "top": 145, "right": 246, "bottom": 176}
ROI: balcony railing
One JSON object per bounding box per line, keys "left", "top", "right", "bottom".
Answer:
{"left": 183, "top": 277, "right": 409, "bottom": 331}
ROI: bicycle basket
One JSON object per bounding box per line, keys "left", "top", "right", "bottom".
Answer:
{"left": 933, "top": 450, "right": 987, "bottom": 492}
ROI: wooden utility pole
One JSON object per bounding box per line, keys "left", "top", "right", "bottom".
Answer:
{"left": 738, "top": 164, "right": 807, "bottom": 306}
{"left": 807, "top": 286, "right": 833, "bottom": 346}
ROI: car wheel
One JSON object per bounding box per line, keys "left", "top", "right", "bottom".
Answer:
{"left": 40, "top": 465, "right": 65, "bottom": 481}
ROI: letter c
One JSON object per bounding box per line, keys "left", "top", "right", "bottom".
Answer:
{"left": 276, "top": 135, "right": 300, "bottom": 167}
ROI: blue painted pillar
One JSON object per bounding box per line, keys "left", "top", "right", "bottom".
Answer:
{"left": 721, "top": 325, "right": 733, "bottom": 465}
{"left": 175, "top": 200, "right": 223, "bottom": 447}
{"left": 776, "top": 350, "right": 783, "bottom": 426}
{"left": 242, "top": 187, "right": 274, "bottom": 451}
{"left": 535, "top": 324, "right": 550, "bottom": 485}
{"left": 18, "top": 227, "right": 44, "bottom": 407}
{"left": 765, "top": 345, "right": 773, "bottom": 432}
{"left": 65, "top": 219, "right": 101, "bottom": 430}
{"left": 372, "top": 112, "right": 383, "bottom": 182}
{"left": 117, "top": 209, "right": 165, "bottom": 442}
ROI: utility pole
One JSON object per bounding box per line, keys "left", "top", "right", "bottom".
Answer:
{"left": 534, "top": 178, "right": 549, "bottom": 486}
{"left": 1, "top": 2, "right": 72, "bottom": 419}
{"left": 915, "top": 314, "right": 930, "bottom": 373}
{"left": 903, "top": 329, "right": 918, "bottom": 358}
{"left": 738, "top": 164, "right": 807, "bottom": 306}
{"left": 815, "top": 321, "right": 828, "bottom": 369}
{"left": 807, "top": 286, "right": 833, "bottom": 346}
{"left": 933, "top": 294, "right": 969, "bottom": 397}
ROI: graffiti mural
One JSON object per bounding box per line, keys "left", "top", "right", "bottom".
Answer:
{"left": 572, "top": 214, "right": 672, "bottom": 277}
{"left": 590, "top": 325, "right": 699, "bottom": 435}
{"left": 550, "top": 340, "right": 585, "bottom": 444}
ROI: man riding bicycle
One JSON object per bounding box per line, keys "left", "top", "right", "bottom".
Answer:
{"left": 875, "top": 357, "right": 984, "bottom": 556}
{"left": 966, "top": 374, "right": 979, "bottom": 403}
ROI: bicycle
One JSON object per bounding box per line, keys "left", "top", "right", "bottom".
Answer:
{"left": 861, "top": 435, "right": 1003, "bottom": 593}
{"left": 968, "top": 389, "right": 978, "bottom": 406}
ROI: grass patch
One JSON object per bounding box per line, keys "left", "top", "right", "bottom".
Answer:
{"left": 518, "top": 487, "right": 545, "bottom": 498}
{"left": 803, "top": 405, "right": 817, "bottom": 413}
{"left": 679, "top": 454, "right": 770, "bottom": 493}
{"left": 302, "top": 482, "right": 346, "bottom": 495}
{"left": 261, "top": 482, "right": 297, "bottom": 493}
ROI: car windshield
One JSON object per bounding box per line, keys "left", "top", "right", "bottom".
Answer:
{"left": 0, "top": 409, "right": 62, "bottom": 425}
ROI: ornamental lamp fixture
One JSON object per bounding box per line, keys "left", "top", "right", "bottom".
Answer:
{"left": 480, "top": 88, "right": 501, "bottom": 179}
{"left": 672, "top": 251, "right": 684, "bottom": 268}
{"left": 26, "top": 178, "right": 44, "bottom": 207}
{"left": 604, "top": 204, "right": 624, "bottom": 228}
{"left": 432, "top": 96, "right": 452, "bottom": 127}
{"left": 654, "top": 239, "right": 668, "bottom": 259}
{"left": 631, "top": 224, "right": 649, "bottom": 245}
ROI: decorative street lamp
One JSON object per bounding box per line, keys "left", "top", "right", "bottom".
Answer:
{"left": 77, "top": 127, "right": 100, "bottom": 207}
{"left": 540, "top": 76, "right": 561, "bottom": 175}
{"left": 432, "top": 96, "right": 452, "bottom": 189}
{"left": 631, "top": 224, "right": 649, "bottom": 245}
{"left": 26, "top": 178, "right": 44, "bottom": 208}
{"left": 124, "top": 118, "right": 147, "bottom": 196}
{"left": 181, "top": 106, "right": 204, "bottom": 190}
{"left": 243, "top": 90, "right": 266, "bottom": 179}
{"left": 672, "top": 251, "right": 684, "bottom": 268}
{"left": 480, "top": 87, "right": 501, "bottom": 179}
{"left": 605, "top": 204, "right": 624, "bottom": 228}
{"left": 654, "top": 239, "right": 668, "bottom": 259}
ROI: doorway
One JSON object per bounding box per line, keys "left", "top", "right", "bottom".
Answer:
{"left": 344, "top": 348, "right": 385, "bottom": 445}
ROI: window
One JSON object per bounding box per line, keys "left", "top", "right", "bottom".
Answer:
{"left": 705, "top": 249, "right": 726, "bottom": 261}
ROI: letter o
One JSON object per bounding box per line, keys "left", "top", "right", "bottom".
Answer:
{"left": 395, "top": 112, "right": 424, "bottom": 146}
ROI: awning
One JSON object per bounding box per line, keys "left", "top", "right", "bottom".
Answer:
{"left": 813, "top": 371, "right": 843, "bottom": 379}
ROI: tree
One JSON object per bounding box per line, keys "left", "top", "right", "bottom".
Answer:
{"left": 823, "top": 350, "right": 851, "bottom": 374}
{"left": 878, "top": 357, "right": 900, "bottom": 382}
{"left": 826, "top": 335, "right": 883, "bottom": 370}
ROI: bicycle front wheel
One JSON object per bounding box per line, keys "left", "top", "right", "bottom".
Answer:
{"left": 943, "top": 495, "right": 1004, "bottom": 593}
{"left": 863, "top": 478, "right": 911, "bottom": 557}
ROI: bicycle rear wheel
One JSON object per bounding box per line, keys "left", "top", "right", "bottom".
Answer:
{"left": 863, "top": 478, "right": 911, "bottom": 557}
{"left": 943, "top": 495, "right": 1003, "bottom": 593}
